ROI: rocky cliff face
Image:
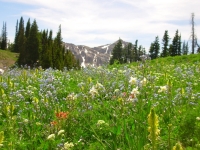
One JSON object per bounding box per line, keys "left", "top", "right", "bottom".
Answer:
{"left": 64, "top": 40, "right": 129, "bottom": 67}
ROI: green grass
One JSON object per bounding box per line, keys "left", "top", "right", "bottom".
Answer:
{"left": 0, "top": 49, "right": 18, "bottom": 68}
{"left": 0, "top": 54, "right": 200, "bottom": 149}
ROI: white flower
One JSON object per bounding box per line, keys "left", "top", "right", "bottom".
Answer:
{"left": 64, "top": 142, "right": 74, "bottom": 149}
{"left": 97, "top": 120, "right": 105, "bottom": 126}
{"left": 196, "top": 117, "right": 200, "bottom": 121}
{"left": 96, "top": 120, "right": 108, "bottom": 128}
{"left": 47, "top": 134, "right": 55, "bottom": 140}
{"left": 129, "top": 77, "right": 137, "bottom": 85}
{"left": 95, "top": 82, "right": 105, "bottom": 91}
{"left": 67, "top": 93, "right": 77, "bottom": 100}
{"left": 58, "top": 130, "right": 65, "bottom": 136}
{"left": 131, "top": 86, "right": 140, "bottom": 95}
{"left": 140, "top": 77, "right": 147, "bottom": 86}
{"left": 114, "top": 89, "right": 120, "bottom": 94}
{"left": 23, "top": 119, "right": 29, "bottom": 123}
{"left": 158, "top": 86, "right": 167, "bottom": 93}
{"left": 89, "top": 86, "right": 98, "bottom": 97}
{"left": 0, "top": 69, "right": 4, "bottom": 75}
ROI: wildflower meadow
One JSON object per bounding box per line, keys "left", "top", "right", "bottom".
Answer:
{"left": 0, "top": 54, "right": 200, "bottom": 149}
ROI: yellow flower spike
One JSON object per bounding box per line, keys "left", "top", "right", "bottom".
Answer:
{"left": 172, "top": 142, "right": 183, "bottom": 150}
{"left": 0, "top": 131, "right": 4, "bottom": 144}
{"left": 32, "top": 97, "right": 39, "bottom": 103}
{"left": 87, "top": 77, "right": 92, "bottom": 84}
{"left": 181, "top": 88, "right": 185, "bottom": 95}
{"left": 0, "top": 88, "right": 4, "bottom": 95}
{"left": 147, "top": 108, "right": 160, "bottom": 150}
{"left": 22, "top": 70, "right": 27, "bottom": 81}
{"left": 44, "top": 97, "right": 48, "bottom": 103}
{"left": 35, "top": 69, "right": 38, "bottom": 75}
{"left": 10, "top": 104, "right": 15, "bottom": 114}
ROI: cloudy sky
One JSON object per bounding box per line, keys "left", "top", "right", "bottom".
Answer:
{"left": 1, "top": 0, "right": 200, "bottom": 51}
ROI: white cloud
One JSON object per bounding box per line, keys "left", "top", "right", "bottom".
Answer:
{"left": 2, "top": 0, "right": 200, "bottom": 50}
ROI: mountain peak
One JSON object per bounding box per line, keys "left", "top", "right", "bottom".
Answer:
{"left": 64, "top": 40, "right": 130, "bottom": 67}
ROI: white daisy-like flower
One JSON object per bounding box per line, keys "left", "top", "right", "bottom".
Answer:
{"left": 129, "top": 76, "right": 137, "bottom": 85}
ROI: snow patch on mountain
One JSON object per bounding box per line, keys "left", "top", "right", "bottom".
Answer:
{"left": 81, "top": 56, "right": 86, "bottom": 68}
{"left": 85, "top": 48, "right": 88, "bottom": 53}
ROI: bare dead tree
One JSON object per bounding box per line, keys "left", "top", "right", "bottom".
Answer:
{"left": 191, "top": 13, "right": 197, "bottom": 54}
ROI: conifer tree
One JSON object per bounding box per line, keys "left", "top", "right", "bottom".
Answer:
{"left": 17, "top": 17, "right": 26, "bottom": 65}
{"left": 149, "top": 43, "right": 155, "bottom": 59}
{"left": 13, "top": 20, "right": 19, "bottom": 52}
{"left": 1, "top": 22, "right": 7, "bottom": 50}
{"left": 25, "top": 18, "right": 31, "bottom": 39}
{"left": 161, "top": 30, "right": 169, "bottom": 57}
{"left": 53, "top": 25, "right": 64, "bottom": 70}
{"left": 154, "top": 36, "right": 160, "bottom": 58}
{"left": 149, "top": 36, "right": 160, "bottom": 59}
{"left": 182, "top": 41, "right": 189, "bottom": 55}
{"left": 123, "top": 43, "right": 132, "bottom": 63}
{"left": 171, "top": 30, "right": 179, "bottom": 56}
{"left": 47, "top": 30, "right": 53, "bottom": 68}
{"left": 109, "top": 39, "right": 123, "bottom": 65}
{"left": 133, "top": 40, "right": 138, "bottom": 61}
{"left": 177, "top": 34, "right": 181, "bottom": 55}
{"left": 25, "top": 19, "right": 40, "bottom": 66}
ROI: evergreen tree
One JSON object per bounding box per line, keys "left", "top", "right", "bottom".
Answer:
{"left": 149, "top": 43, "right": 155, "bottom": 59}
{"left": 177, "top": 34, "right": 181, "bottom": 55}
{"left": 24, "top": 19, "right": 40, "bottom": 66}
{"left": 149, "top": 36, "right": 160, "bottom": 59}
{"left": 133, "top": 40, "right": 138, "bottom": 61}
{"left": 47, "top": 30, "right": 53, "bottom": 68}
{"left": 182, "top": 41, "right": 189, "bottom": 55}
{"left": 110, "top": 39, "right": 123, "bottom": 65}
{"left": 17, "top": 17, "right": 26, "bottom": 65}
{"left": 161, "top": 30, "right": 169, "bottom": 57}
{"left": 1, "top": 22, "right": 7, "bottom": 50}
{"left": 138, "top": 45, "right": 143, "bottom": 57}
{"left": 25, "top": 18, "right": 31, "bottom": 39}
{"left": 154, "top": 36, "right": 160, "bottom": 58}
{"left": 171, "top": 30, "right": 179, "bottom": 56}
{"left": 13, "top": 20, "right": 19, "bottom": 52}
{"left": 123, "top": 43, "right": 132, "bottom": 63}
{"left": 53, "top": 25, "right": 64, "bottom": 70}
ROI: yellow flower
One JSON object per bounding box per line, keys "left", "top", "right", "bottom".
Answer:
{"left": 147, "top": 108, "right": 160, "bottom": 149}
{"left": 0, "top": 131, "right": 4, "bottom": 145}
{"left": 172, "top": 142, "right": 183, "bottom": 150}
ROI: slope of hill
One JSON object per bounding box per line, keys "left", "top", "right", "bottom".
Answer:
{"left": 0, "top": 49, "right": 18, "bottom": 69}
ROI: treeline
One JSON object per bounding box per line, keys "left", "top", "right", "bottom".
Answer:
{"left": 110, "top": 39, "right": 146, "bottom": 65}
{"left": 110, "top": 30, "right": 190, "bottom": 65}
{"left": 12, "top": 17, "right": 80, "bottom": 70}
{"left": 149, "top": 30, "right": 189, "bottom": 60}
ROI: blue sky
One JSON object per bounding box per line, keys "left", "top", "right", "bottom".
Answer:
{"left": 1, "top": 0, "right": 200, "bottom": 52}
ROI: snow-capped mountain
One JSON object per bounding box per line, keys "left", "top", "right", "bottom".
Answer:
{"left": 64, "top": 39, "right": 130, "bottom": 67}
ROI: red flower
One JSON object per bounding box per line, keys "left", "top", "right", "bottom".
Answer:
{"left": 50, "top": 121, "right": 57, "bottom": 125}
{"left": 56, "top": 112, "right": 69, "bottom": 119}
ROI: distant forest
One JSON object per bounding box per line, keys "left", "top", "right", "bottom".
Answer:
{"left": 0, "top": 17, "right": 80, "bottom": 70}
